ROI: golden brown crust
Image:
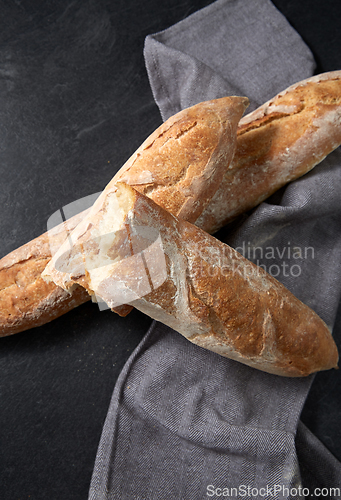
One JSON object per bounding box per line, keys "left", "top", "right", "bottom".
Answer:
{"left": 59, "top": 183, "right": 338, "bottom": 377}
{"left": 114, "top": 96, "right": 249, "bottom": 223}
{"left": 0, "top": 211, "right": 90, "bottom": 337}
{"left": 197, "top": 71, "right": 341, "bottom": 233}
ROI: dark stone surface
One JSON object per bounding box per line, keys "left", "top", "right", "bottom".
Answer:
{"left": 0, "top": 1, "right": 340, "bottom": 498}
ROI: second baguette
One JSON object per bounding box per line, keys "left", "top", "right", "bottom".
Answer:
{"left": 0, "top": 210, "right": 90, "bottom": 336}
{"left": 197, "top": 71, "right": 341, "bottom": 232}
{"left": 43, "top": 183, "right": 339, "bottom": 377}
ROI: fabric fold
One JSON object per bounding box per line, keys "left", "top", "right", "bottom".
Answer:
{"left": 144, "top": 38, "right": 243, "bottom": 122}
{"left": 144, "top": 0, "right": 315, "bottom": 118}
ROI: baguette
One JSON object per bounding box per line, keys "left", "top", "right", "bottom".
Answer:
{"left": 197, "top": 71, "right": 341, "bottom": 233}
{"left": 2, "top": 70, "right": 341, "bottom": 337}
{"left": 0, "top": 211, "right": 90, "bottom": 336}
{"left": 0, "top": 96, "right": 247, "bottom": 336}
{"left": 43, "top": 183, "right": 339, "bottom": 377}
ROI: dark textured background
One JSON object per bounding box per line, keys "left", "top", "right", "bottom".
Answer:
{"left": 0, "top": 1, "right": 340, "bottom": 498}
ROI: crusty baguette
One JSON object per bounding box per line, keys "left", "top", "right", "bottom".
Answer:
{"left": 197, "top": 71, "right": 341, "bottom": 233}
{"left": 0, "top": 96, "right": 247, "bottom": 336}
{"left": 0, "top": 211, "right": 90, "bottom": 336}
{"left": 2, "top": 70, "right": 341, "bottom": 337}
{"left": 112, "top": 96, "right": 249, "bottom": 223}
{"left": 43, "top": 183, "right": 338, "bottom": 377}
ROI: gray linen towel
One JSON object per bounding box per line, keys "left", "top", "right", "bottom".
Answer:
{"left": 89, "top": 0, "right": 341, "bottom": 498}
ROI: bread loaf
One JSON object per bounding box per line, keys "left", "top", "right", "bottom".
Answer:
{"left": 2, "top": 71, "right": 341, "bottom": 338}
{"left": 43, "top": 183, "right": 339, "bottom": 377}
{"left": 1, "top": 96, "right": 247, "bottom": 336}
{"left": 197, "top": 71, "right": 341, "bottom": 233}
{"left": 112, "top": 96, "right": 249, "bottom": 223}
{"left": 0, "top": 211, "right": 90, "bottom": 336}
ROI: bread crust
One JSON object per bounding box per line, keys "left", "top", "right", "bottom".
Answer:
{"left": 0, "top": 211, "right": 90, "bottom": 336}
{"left": 1, "top": 96, "right": 247, "bottom": 335}
{"left": 197, "top": 71, "right": 341, "bottom": 232}
{"left": 114, "top": 96, "right": 249, "bottom": 223}
{"left": 50, "top": 183, "right": 338, "bottom": 377}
